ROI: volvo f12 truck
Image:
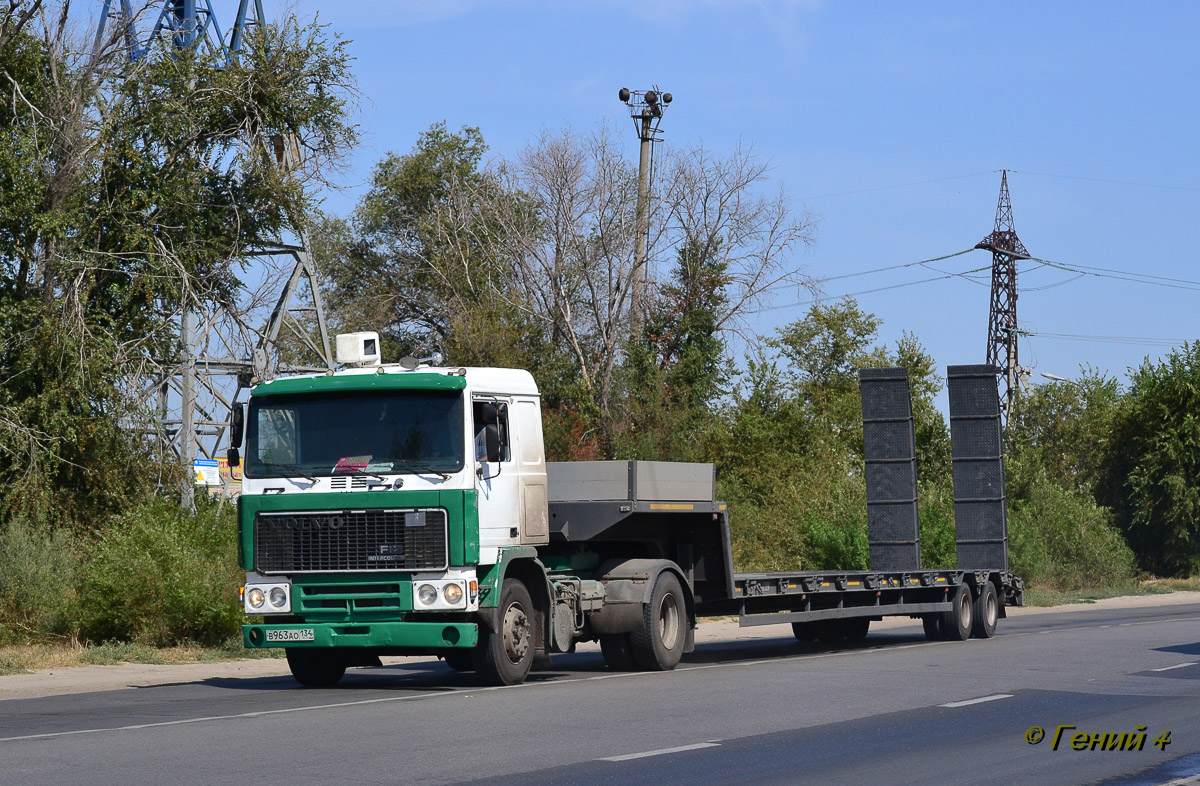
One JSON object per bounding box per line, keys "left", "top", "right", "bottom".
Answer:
{"left": 233, "top": 332, "right": 1022, "bottom": 687}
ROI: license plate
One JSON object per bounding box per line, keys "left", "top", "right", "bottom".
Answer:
{"left": 266, "top": 628, "right": 314, "bottom": 642}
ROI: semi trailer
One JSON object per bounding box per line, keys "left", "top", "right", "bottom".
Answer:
{"left": 233, "top": 332, "right": 1022, "bottom": 687}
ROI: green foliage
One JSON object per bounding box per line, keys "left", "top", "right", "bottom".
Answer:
{"left": 621, "top": 238, "right": 731, "bottom": 461}
{"left": 77, "top": 497, "right": 243, "bottom": 647}
{"left": 1007, "top": 462, "right": 1136, "bottom": 589}
{"left": 1101, "top": 342, "right": 1200, "bottom": 576}
{"left": 0, "top": 516, "right": 80, "bottom": 640}
{"left": 1005, "top": 368, "right": 1121, "bottom": 495}
{"left": 917, "top": 478, "right": 957, "bottom": 568}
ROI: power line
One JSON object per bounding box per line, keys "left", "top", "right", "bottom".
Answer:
{"left": 749, "top": 261, "right": 992, "bottom": 315}
{"left": 798, "top": 171, "right": 999, "bottom": 201}
{"left": 1028, "top": 331, "right": 1186, "bottom": 348}
{"left": 1009, "top": 169, "right": 1200, "bottom": 194}
{"left": 822, "top": 248, "right": 977, "bottom": 283}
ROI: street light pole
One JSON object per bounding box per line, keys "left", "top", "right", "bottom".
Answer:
{"left": 618, "top": 86, "right": 672, "bottom": 334}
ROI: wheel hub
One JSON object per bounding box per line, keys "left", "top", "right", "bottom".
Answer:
{"left": 503, "top": 603, "right": 530, "bottom": 663}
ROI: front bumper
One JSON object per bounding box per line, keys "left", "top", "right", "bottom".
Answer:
{"left": 243, "top": 621, "right": 478, "bottom": 649}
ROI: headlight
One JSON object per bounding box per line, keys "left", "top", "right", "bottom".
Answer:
{"left": 268, "top": 587, "right": 287, "bottom": 608}
{"left": 418, "top": 584, "right": 438, "bottom": 605}
{"left": 247, "top": 588, "right": 266, "bottom": 609}
{"left": 443, "top": 583, "right": 463, "bottom": 605}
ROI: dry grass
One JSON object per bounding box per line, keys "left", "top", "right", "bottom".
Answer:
{"left": 1022, "top": 577, "right": 1200, "bottom": 607}
{"left": 0, "top": 639, "right": 283, "bottom": 676}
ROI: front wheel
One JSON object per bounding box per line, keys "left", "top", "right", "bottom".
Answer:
{"left": 474, "top": 579, "right": 535, "bottom": 686}
{"left": 286, "top": 649, "right": 346, "bottom": 688}
{"left": 442, "top": 649, "right": 475, "bottom": 672}
{"left": 630, "top": 571, "right": 687, "bottom": 670}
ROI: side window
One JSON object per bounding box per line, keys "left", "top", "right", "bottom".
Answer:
{"left": 515, "top": 400, "right": 543, "bottom": 466}
{"left": 472, "top": 400, "right": 510, "bottom": 462}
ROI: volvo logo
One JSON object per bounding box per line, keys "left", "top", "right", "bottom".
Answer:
{"left": 271, "top": 513, "right": 348, "bottom": 531}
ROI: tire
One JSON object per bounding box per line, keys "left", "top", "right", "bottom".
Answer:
{"left": 791, "top": 622, "right": 816, "bottom": 642}
{"left": 941, "top": 584, "right": 974, "bottom": 641}
{"left": 843, "top": 617, "right": 871, "bottom": 641}
{"left": 630, "top": 571, "right": 687, "bottom": 670}
{"left": 600, "top": 634, "right": 637, "bottom": 670}
{"left": 442, "top": 649, "right": 474, "bottom": 672}
{"left": 286, "top": 649, "right": 346, "bottom": 688}
{"left": 971, "top": 581, "right": 999, "bottom": 639}
{"left": 922, "top": 614, "right": 944, "bottom": 641}
{"left": 813, "top": 620, "right": 845, "bottom": 642}
{"left": 474, "top": 579, "right": 535, "bottom": 686}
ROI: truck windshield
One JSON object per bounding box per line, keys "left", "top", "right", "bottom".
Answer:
{"left": 245, "top": 389, "right": 464, "bottom": 478}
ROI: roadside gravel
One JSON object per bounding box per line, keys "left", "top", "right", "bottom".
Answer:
{"left": 2, "top": 591, "right": 1196, "bottom": 701}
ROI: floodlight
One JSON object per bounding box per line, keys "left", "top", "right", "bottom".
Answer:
{"left": 618, "top": 87, "right": 630, "bottom": 102}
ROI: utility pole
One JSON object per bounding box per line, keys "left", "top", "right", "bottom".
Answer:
{"left": 976, "top": 170, "right": 1030, "bottom": 418}
{"left": 618, "top": 86, "right": 672, "bottom": 332}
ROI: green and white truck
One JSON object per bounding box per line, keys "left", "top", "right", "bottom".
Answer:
{"left": 234, "top": 332, "right": 1022, "bottom": 687}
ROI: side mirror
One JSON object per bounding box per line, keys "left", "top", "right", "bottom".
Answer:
{"left": 230, "top": 405, "right": 245, "bottom": 448}
{"left": 227, "top": 447, "right": 241, "bottom": 469}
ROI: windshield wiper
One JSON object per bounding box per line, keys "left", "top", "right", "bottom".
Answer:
{"left": 345, "top": 470, "right": 388, "bottom": 483}
{"left": 264, "top": 464, "right": 319, "bottom": 483}
{"left": 394, "top": 463, "right": 451, "bottom": 480}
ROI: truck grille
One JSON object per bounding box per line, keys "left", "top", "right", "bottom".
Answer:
{"left": 254, "top": 509, "right": 448, "bottom": 574}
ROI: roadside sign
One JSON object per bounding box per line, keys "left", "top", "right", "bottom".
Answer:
{"left": 194, "top": 458, "right": 220, "bottom": 486}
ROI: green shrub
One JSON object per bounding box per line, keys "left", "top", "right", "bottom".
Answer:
{"left": 1008, "top": 473, "right": 1135, "bottom": 590}
{"left": 918, "top": 478, "right": 956, "bottom": 569}
{"left": 77, "top": 495, "right": 242, "bottom": 646}
{"left": 0, "top": 517, "right": 80, "bottom": 640}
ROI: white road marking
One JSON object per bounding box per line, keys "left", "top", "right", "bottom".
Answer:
{"left": 940, "top": 694, "right": 1013, "bottom": 708}
{"left": 600, "top": 742, "right": 720, "bottom": 762}
{"left": 2, "top": 613, "right": 1195, "bottom": 743}
{"left": 1150, "top": 662, "right": 1198, "bottom": 672}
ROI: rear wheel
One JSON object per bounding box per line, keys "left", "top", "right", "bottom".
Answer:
{"left": 922, "top": 614, "right": 944, "bottom": 641}
{"left": 843, "top": 617, "right": 871, "bottom": 641}
{"left": 600, "top": 634, "right": 637, "bottom": 670}
{"left": 630, "top": 571, "right": 687, "bottom": 670}
{"left": 791, "top": 622, "right": 816, "bottom": 642}
{"left": 286, "top": 649, "right": 346, "bottom": 688}
{"left": 474, "top": 579, "right": 535, "bottom": 686}
{"left": 971, "top": 581, "right": 999, "bottom": 639}
{"left": 941, "top": 584, "right": 974, "bottom": 641}
{"left": 813, "top": 620, "right": 844, "bottom": 642}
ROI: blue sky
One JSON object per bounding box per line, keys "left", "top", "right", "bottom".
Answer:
{"left": 266, "top": 0, "right": 1197, "bottom": 397}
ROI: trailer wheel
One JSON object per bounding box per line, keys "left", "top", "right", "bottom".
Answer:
{"left": 941, "top": 584, "right": 974, "bottom": 641}
{"left": 630, "top": 571, "right": 686, "bottom": 670}
{"left": 971, "top": 581, "right": 999, "bottom": 639}
{"left": 442, "top": 649, "right": 474, "bottom": 672}
{"left": 791, "top": 622, "right": 816, "bottom": 642}
{"left": 474, "top": 579, "right": 535, "bottom": 686}
{"left": 814, "top": 620, "right": 845, "bottom": 642}
{"left": 600, "top": 634, "right": 637, "bottom": 670}
{"left": 286, "top": 649, "right": 346, "bottom": 688}
{"left": 922, "top": 615, "right": 944, "bottom": 641}
{"left": 843, "top": 618, "right": 871, "bottom": 641}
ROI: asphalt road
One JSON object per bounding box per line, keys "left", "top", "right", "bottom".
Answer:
{"left": 2, "top": 602, "right": 1199, "bottom": 786}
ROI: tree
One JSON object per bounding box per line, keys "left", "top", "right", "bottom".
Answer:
{"left": 1102, "top": 342, "right": 1200, "bottom": 576}
{"left": 0, "top": 6, "right": 357, "bottom": 527}
{"left": 1004, "top": 368, "right": 1121, "bottom": 497}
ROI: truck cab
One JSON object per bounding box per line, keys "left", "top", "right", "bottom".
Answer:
{"left": 237, "top": 332, "right": 559, "bottom": 686}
